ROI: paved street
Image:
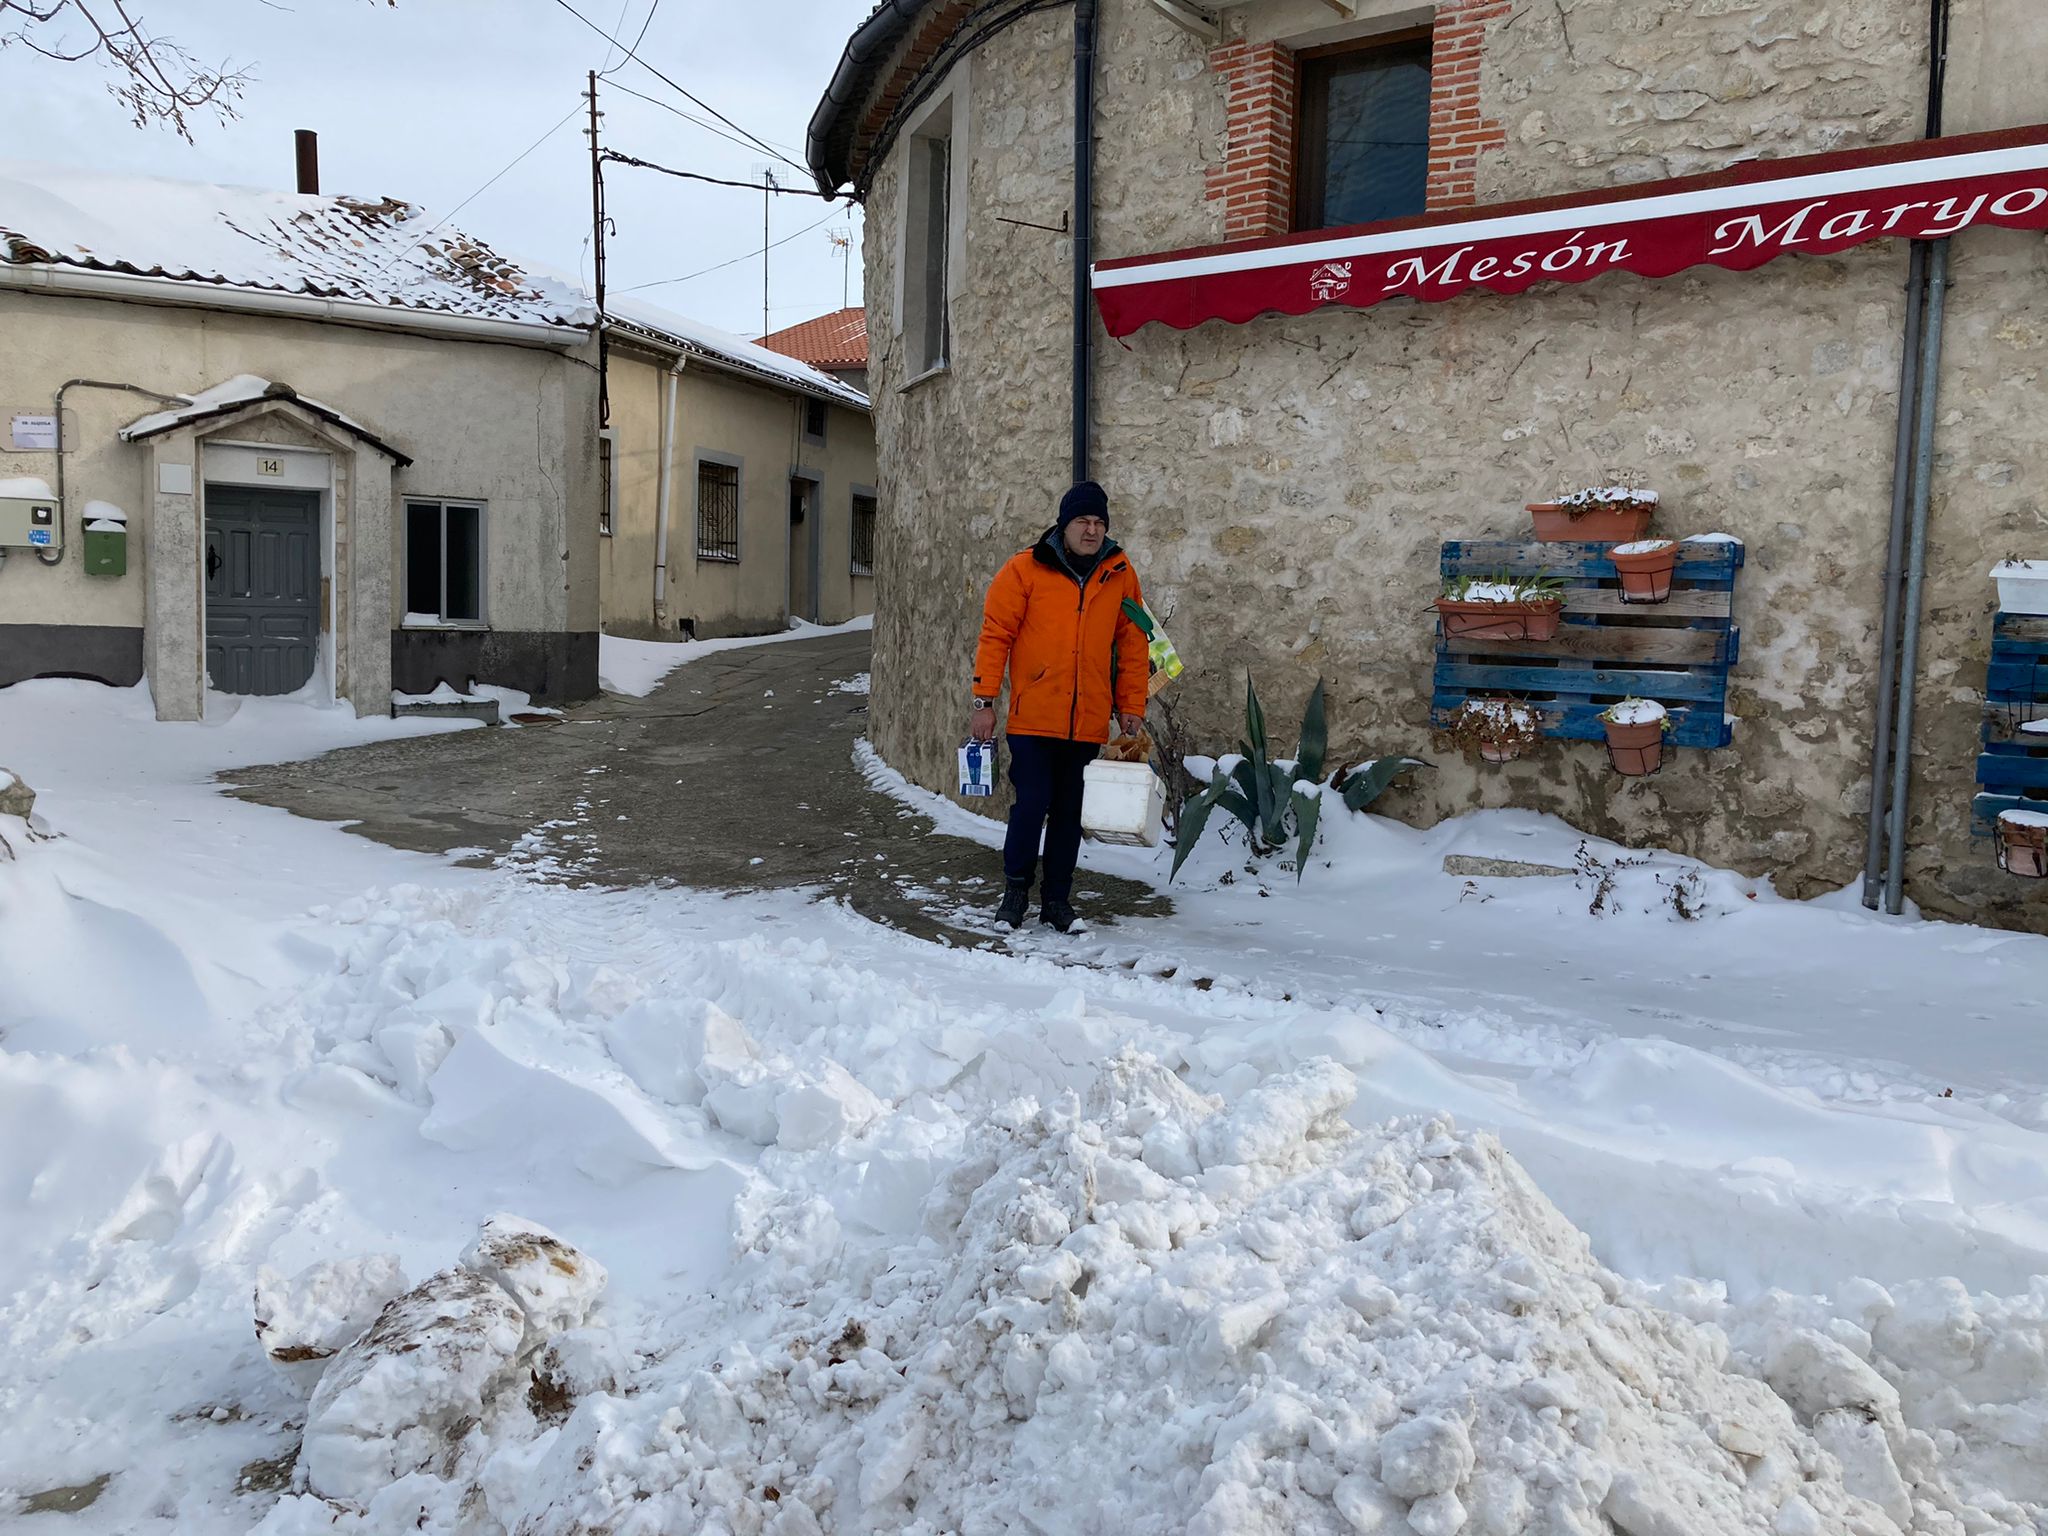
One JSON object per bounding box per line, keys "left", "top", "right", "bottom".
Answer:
{"left": 225, "top": 631, "right": 1167, "bottom": 944}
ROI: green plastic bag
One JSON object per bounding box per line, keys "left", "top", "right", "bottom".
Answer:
{"left": 1120, "top": 599, "right": 1184, "bottom": 695}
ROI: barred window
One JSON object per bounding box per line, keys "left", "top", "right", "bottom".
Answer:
{"left": 851, "top": 491, "right": 877, "bottom": 576}
{"left": 696, "top": 458, "right": 740, "bottom": 562}
{"left": 803, "top": 399, "right": 828, "bottom": 443}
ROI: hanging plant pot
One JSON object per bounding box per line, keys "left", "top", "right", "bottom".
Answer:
{"left": 1433, "top": 596, "right": 1564, "bottom": 642}
{"left": 1528, "top": 500, "right": 1654, "bottom": 543}
{"left": 1995, "top": 809, "right": 2048, "bottom": 877}
{"left": 1609, "top": 539, "right": 1680, "bottom": 604}
{"left": 1600, "top": 698, "right": 1669, "bottom": 776}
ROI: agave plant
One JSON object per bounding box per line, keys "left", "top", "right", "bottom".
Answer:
{"left": 1169, "top": 676, "right": 1427, "bottom": 882}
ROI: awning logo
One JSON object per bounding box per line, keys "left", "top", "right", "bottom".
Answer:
{"left": 1308, "top": 261, "right": 1353, "bottom": 301}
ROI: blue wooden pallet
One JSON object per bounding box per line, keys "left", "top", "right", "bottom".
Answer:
{"left": 1971, "top": 611, "right": 2048, "bottom": 835}
{"left": 1431, "top": 539, "right": 1744, "bottom": 750}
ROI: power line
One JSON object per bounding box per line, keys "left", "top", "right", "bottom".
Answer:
{"left": 622, "top": 205, "right": 841, "bottom": 292}
{"left": 364, "top": 97, "right": 586, "bottom": 280}
{"left": 599, "top": 0, "right": 662, "bottom": 79}
{"left": 543, "top": 0, "right": 808, "bottom": 176}
{"left": 602, "top": 148, "right": 835, "bottom": 198}
{"left": 603, "top": 78, "right": 802, "bottom": 166}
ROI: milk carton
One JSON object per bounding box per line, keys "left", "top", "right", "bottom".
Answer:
{"left": 958, "top": 740, "right": 997, "bottom": 798}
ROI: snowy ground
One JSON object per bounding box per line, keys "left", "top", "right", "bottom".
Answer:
{"left": 598, "top": 615, "right": 874, "bottom": 697}
{"left": 1, "top": 673, "right": 2045, "bottom": 1532}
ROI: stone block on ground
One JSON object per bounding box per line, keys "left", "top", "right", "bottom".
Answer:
{"left": 1442, "top": 854, "right": 1576, "bottom": 879}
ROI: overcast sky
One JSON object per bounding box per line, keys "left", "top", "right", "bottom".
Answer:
{"left": 0, "top": 0, "right": 871, "bottom": 340}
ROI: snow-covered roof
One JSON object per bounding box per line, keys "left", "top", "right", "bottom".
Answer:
{"left": 0, "top": 160, "right": 595, "bottom": 334}
{"left": 119, "top": 375, "right": 413, "bottom": 465}
{"left": 606, "top": 294, "right": 870, "bottom": 410}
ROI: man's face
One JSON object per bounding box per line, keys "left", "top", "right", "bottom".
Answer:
{"left": 1064, "top": 514, "right": 1107, "bottom": 558}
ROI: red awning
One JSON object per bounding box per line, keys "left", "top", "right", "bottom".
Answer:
{"left": 1093, "top": 125, "right": 2048, "bottom": 339}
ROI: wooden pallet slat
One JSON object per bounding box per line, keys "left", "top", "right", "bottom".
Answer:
{"left": 1446, "top": 626, "right": 1727, "bottom": 665}
{"left": 1972, "top": 609, "right": 2048, "bottom": 836}
{"left": 1430, "top": 535, "right": 1741, "bottom": 757}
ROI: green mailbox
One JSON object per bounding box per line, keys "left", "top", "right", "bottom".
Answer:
{"left": 82, "top": 507, "right": 127, "bottom": 576}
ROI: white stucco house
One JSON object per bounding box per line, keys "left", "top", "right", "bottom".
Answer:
{"left": 0, "top": 160, "right": 603, "bottom": 719}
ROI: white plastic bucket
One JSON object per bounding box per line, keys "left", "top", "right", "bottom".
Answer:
{"left": 1082, "top": 759, "right": 1165, "bottom": 847}
{"left": 1992, "top": 560, "right": 2048, "bottom": 616}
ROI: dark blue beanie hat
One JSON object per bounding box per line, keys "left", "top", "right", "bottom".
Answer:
{"left": 1058, "top": 480, "right": 1109, "bottom": 528}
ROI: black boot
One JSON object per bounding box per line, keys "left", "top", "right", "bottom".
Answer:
{"left": 994, "top": 879, "right": 1031, "bottom": 930}
{"left": 1039, "top": 896, "right": 1077, "bottom": 934}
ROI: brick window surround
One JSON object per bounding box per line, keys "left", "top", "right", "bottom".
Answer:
{"left": 1205, "top": 1, "right": 1508, "bottom": 243}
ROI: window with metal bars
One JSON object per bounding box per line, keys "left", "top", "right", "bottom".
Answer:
{"left": 850, "top": 491, "right": 877, "bottom": 576}
{"left": 696, "top": 458, "right": 740, "bottom": 562}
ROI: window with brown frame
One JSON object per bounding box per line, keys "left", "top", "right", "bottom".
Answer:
{"left": 1294, "top": 30, "right": 1433, "bottom": 233}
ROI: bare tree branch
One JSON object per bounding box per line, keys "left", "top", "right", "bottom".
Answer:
{"left": 0, "top": 0, "right": 276, "bottom": 141}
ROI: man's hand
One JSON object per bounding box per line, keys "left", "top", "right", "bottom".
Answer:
{"left": 970, "top": 704, "right": 997, "bottom": 743}
{"left": 1115, "top": 712, "right": 1146, "bottom": 738}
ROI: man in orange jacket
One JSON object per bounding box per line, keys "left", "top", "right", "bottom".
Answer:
{"left": 969, "top": 480, "right": 1149, "bottom": 932}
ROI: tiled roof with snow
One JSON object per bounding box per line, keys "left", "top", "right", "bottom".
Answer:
{"left": 118, "top": 374, "right": 413, "bottom": 464}
{"left": 759, "top": 307, "right": 868, "bottom": 373}
{"left": 606, "top": 294, "right": 870, "bottom": 410}
{"left": 0, "top": 160, "right": 595, "bottom": 332}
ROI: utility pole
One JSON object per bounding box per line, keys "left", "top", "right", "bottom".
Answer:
{"left": 587, "top": 70, "right": 608, "bottom": 430}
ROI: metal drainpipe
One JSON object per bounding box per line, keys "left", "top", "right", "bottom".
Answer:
{"left": 1071, "top": 0, "right": 1099, "bottom": 483}
{"left": 652, "top": 361, "right": 683, "bottom": 621}
{"left": 1859, "top": 239, "right": 1930, "bottom": 906}
{"left": 1884, "top": 235, "right": 1953, "bottom": 916}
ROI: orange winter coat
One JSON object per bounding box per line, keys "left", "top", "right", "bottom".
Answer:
{"left": 974, "top": 530, "right": 1150, "bottom": 743}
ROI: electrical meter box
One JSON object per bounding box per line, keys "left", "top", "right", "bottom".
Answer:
{"left": 0, "top": 495, "right": 62, "bottom": 551}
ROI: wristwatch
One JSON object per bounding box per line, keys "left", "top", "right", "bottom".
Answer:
{"left": 971, "top": 696, "right": 996, "bottom": 709}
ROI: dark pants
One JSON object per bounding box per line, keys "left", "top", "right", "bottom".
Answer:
{"left": 1003, "top": 734, "right": 1098, "bottom": 900}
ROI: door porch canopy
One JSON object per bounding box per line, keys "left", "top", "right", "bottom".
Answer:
{"left": 1092, "top": 124, "right": 2048, "bottom": 339}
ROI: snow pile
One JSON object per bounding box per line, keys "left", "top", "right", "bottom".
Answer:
{"left": 1668, "top": 1279, "right": 2048, "bottom": 1526}
{"left": 254, "top": 1254, "right": 410, "bottom": 1394}
{"left": 374, "top": 1053, "right": 2013, "bottom": 1536}
{"left": 0, "top": 474, "right": 54, "bottom": 498}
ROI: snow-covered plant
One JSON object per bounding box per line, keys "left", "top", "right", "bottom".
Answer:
{"left": 1170, "top": 677, "right": 1426, "bottom": 882}
{"left": 1437, "top": 699, "right": 1543, "bottom": 762}
{"left": 1599, "top": 697, "right": 1673, "bottom": 732}
{"left": 1440, "top": 570, "right": 1564, "bottom": 604}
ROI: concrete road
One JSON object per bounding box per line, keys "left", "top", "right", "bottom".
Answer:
{"left": 225, "top": 630, "right": 1167, "bottom": 944}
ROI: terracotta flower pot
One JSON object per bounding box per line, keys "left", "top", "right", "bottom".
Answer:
{"left": 1996, "top": 812, "right": 2048, "bottom": 877}
{"left": 1434, "top": 597, "right": 1563, "bottom": 642}
{"left": 1478, "top": 738, "right": 1525, "bottom": 764}
{"left": 1609, "top": 539, "right": 1679, "bottom": 604}
{"left": 1528, "top": 501, "right": 1654, "bottom": 543}
{"left": 1604, "top": 717, "right": 1665, "bottom": 776}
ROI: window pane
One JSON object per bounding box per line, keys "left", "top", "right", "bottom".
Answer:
{"left": 805, "top": 400, "right": 827, "bottom": 440}
{"left": 851, "top": 492, "right": 876, "bottom": 574}
{"left": 406, "top": 503, "right": 441, "bottom": 616}
{"left": 445, "top": 504, "right": 482, "bottom": 622}
{"left": 921, "top": 138, "right": 949, "bottom": 368}
{"left": 697, "top": 461, "right": 739, "bottom": 561}
{"left": 1306, "top": 43, "right": 1431, "bottom": 229}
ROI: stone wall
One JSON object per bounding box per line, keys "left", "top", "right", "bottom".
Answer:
{"left": 860, "top": 0, "right": 2048, "bottom": 931}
